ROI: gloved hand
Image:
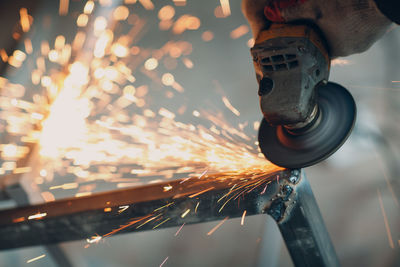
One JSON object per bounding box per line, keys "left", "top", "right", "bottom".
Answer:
{"left": 242, "top": 0, "right": 393, "bottom": 58}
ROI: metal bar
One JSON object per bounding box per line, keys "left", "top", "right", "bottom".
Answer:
{"left": 267, "top": 170, "right": 340, "bottom": 267}
{"left": 0, "top": 168, "right": 289, "bottom": 250}
{"left": 0, "top": 168, "right": 340, "bottom": 267}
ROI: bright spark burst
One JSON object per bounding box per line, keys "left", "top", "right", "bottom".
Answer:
{"left": 0, "top": 0, "right": 274, "bottom": 210}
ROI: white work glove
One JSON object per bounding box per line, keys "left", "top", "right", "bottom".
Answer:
{"left": 242, "top": 0, "right": 392, "bottom": 58}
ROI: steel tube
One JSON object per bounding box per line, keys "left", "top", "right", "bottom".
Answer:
{"left": 269, "top": 170, "right": 340, "bottom": 267}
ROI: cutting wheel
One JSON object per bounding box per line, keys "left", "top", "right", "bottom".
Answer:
{"left": 258, "top": 82, "right": 356, "bottom": 169}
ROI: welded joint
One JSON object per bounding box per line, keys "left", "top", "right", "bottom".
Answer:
{"left": 264, "top": 169, "right": 301, "bottom": 223}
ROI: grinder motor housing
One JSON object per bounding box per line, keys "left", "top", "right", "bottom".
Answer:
{"left": 251, "top": 24, "right": 330, "bottom": 126}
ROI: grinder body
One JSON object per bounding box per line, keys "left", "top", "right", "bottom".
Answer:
{"left": 252, "top": 24, "right": 330, "bottom": 126}
{"left": 252, "top": 24, "right": 356, "bottom": 168}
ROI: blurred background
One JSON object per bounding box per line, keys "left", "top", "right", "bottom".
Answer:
{"left": 0, "top": 0, "right": 399, "bottom": 266}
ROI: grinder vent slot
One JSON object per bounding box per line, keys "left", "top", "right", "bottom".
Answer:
{"left": 260, "top": 54, "right": 299, "bottom": 72}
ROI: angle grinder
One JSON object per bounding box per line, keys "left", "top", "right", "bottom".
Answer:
{"left": 251, "top": 24, "right": 356, "bottom": 169}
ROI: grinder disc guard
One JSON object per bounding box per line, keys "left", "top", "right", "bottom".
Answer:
{"left": 258, "top": 82, "right": 356, "bottom": 169}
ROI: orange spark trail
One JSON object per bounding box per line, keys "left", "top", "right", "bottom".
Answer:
{"left": 377, "top": 189, "right": 394, "bottom": 249}
{"left": 59, "top": 0, "right": 69, "bottom": 15}
{"left": 19, "top": 8, "right": 30, "bottom": 32}
{"left": 241, "top": 210, "right": 247, "bottom": 226}
{"left": 189, "top": 187, "right": 215, "bottom": 198}
{"left": 207, "top": 216, "right": 229, "bottom": 236}
{"left": 103, "top": 215, "right": 152, "bottom": 238}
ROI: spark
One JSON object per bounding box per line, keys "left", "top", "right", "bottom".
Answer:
{"left": 153, "top": 218, "right": 171, "bottom": 229}
{"left": 222, "top": 96, "right": 240, "bottom": 116}
{"left": 175, "top": 223, "right": 185, "bottom": 236}
{"left": 377, "top": 189, "right": 394, "bottom": 249}
{"left": 201, "top": 31, "right": 214, "bottom": 42}
{"left": 0, "top": 49, "right": 8, "bottom": 62}
{"left": 160, "top": 256, "right": 169, "bottom": 267}
{"left": 118, "top": 205, "right": 129, "bottom": 213}
{"left": 28, "top": 212, "right": 47, "bottom": 220}
{"left": 189, "top": 187, "right": 214, "bottom": 198}
{"left": 86, "top": 235, "right": 102, "bottom": 244}
{"left": 84, "top": 1, "right": 95, "bottom": 14}
{"left": 19, "top": 8, "right": 30, "bottom": 32}
{"left": 50, "top": 183, "right": 78, "bottom": 190}
{"left": 198, "top": 169, "right": 208, "bottom": 179}
{"left": 104, "top": 207, "right": 112, "bottom": 212}
{"left": 103, "top": 216, "right": 152, "bottom": 238}
{"left": 207, "top": 216, "right": 229, "bottom": 236}
{"left": 260, "top": 183, "right": 268, "bottom": 195}
{"left": 158, "top": 6, "right": 175, "bottom": 21}
{"left": 41, "top": 192, "right": 55, "bottom": 202}
{"left": 13, "top": 217, "right": 25, "bottom": 223}
{"left": 195, "top": 202, "right": 200, "bottom": 213}
{"left": 27, "top": 254, "right": 46, "bottom": 263}
{"left": 113, "top": 6, "right": 130, "bottom": 21}
{"left": 158, "top": 107, "right": 175, "bottom": 119}
{"left": 182, "top": 57, "right": 193, "bottom": 68}
{"left": 161, "top": 73, "right": 175, "bottom": 86}
{"left": 139, "top": 0, "right": 155, "bottom": 10}
{"left": 75, "top": 192, "right": 92, "bottom": 197}
{"left": 77, "top": 14, "right": 89, "bottom": 27}
{"left": 13, "top": 167, "right": 32, "bottom": 174}
{"left": 136, "top": 214, "right": 162, "bottom": 229}
{"left": 372, "top": 148, "right": 399, "bottom": 207}
{"left": 173, "top": 0, "right": 186, "bottom": 6}
{"left": 220, "top": 0, "right": 231, "bottom": 17}
{"left": 59, "top": 0, "right": 69, "bottom": 16}
{"left": 241, "top": 210, "right": 247, "bottom": 226}
{"left": 181, "top": 208, "right": 190, "bottom": 218}
{"left": 331, "top": 59, "right": 351, "bottom": 66}
{"left": 230, "top": 25, "right": 249, "bottom": 39}
{"left": 154, "top": 202, "right": 174, "bottom": 212}
{"left": 144, "top": 58, "right": 158, "bottom": 70}
{"left": 163, "top": 185, "right": 173, "bottom": 192}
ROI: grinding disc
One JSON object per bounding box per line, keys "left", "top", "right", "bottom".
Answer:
{"left": 258, "top": 82, "right": 356, "bottom": 169}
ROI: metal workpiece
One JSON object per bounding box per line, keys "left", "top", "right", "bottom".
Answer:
{"left": 0, "top": 168, "right": 339, "bottom": 267}
{"left": 0, "top": 168, "right": 291, "bottom": 250}
{"left": 272, "top": 170, "right": 340, "bottom": 267}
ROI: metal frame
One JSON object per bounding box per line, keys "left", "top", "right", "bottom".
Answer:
{"left": 0, "top": 168, "right": 339, "bottom": 266}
